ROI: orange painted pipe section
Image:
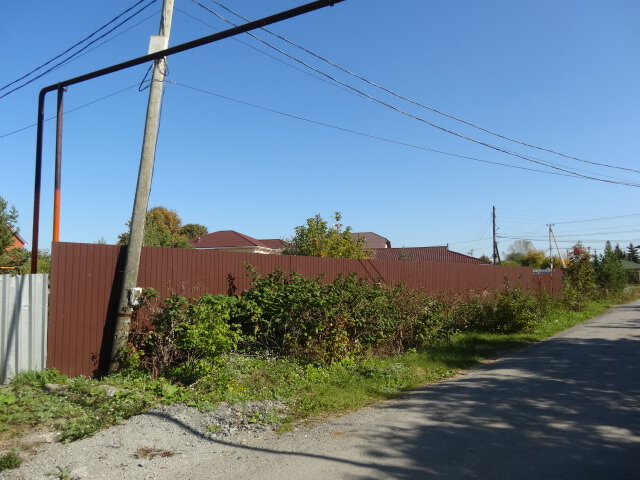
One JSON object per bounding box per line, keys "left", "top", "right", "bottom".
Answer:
{"left": 53, "top": 189, "right": 61, "bottom": 242}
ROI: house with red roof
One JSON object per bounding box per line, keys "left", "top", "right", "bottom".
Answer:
{"left": 190, "top": 230, "right": 285, "bottom": 254}
{"left": 8, "top": 232, "right": 27, "bottom": 250}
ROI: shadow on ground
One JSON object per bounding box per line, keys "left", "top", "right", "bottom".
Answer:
{"left": 148, "top": 307, "right": 640, "bottom": 480}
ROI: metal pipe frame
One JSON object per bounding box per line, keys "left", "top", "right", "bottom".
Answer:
{"left": 30, "top": 0, "right": 344, "bottom": 272}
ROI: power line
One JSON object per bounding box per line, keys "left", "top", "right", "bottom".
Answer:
{"left": 173, "top": 6, "right": 347, "bottom": 92}
{"left": 63, "top": 10, "right": 160, "bottom": 65}
{"left": 0, "top": 83, "right": 140, "bottom": 140}
{"left": 167, "top": 80, "right": 598, "bottom": 180}
{"left": 192, "top": 1, "right": 640, "bottom": 188}
{"left": 498, "top": 236, "right": 640, "bottom": 244}
{"left": 0, "top": 0, "right": 158, "bottom": 100}
{"left": 207, "top": 0, "right": 640, "bottom": 177}
{"left": 553, "top": 213, "right": 640, "bottom": 225}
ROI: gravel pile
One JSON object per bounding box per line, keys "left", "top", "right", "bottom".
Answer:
{"left": 1, "top": 401, "right": 289, "bottom": 480}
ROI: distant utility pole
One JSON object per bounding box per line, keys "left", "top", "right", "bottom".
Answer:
{"left": 547, "top": 224, "right": 554, "bottom": 270}
{"left": 109, "top": 0, "right": 174, "bottom": 373}
{"left": 492, "top": 206, "right": 501, "bottom": 265}
{"left": 550, "top": 226, "right": 566, "bottom": 268}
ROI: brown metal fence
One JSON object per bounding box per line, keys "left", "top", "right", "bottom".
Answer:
{"left": 48, "top": 242, "right": 563, "bottom": 377}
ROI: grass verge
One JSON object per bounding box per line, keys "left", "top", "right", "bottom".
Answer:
{"left": 0, "top": 296, "right": 632, "bottom": 465}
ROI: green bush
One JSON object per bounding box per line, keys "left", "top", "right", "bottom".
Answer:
{"left": 137, "top": 294, "right": 246, "bottom": 381}
{"left": 236, "top": 269, "right": 456, "bottom": 363}
{"left": 563, "top": 243, "right": 597, "bottom": 310}
{"left": 131, "top": 268, "right": 554, "bottom": 370}
{"left": 450, "top": 288, "right": 552, "bottom": 334}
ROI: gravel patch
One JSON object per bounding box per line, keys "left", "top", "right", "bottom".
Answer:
{"left": 0, "top": 401, "right": 288, "bottom": 480}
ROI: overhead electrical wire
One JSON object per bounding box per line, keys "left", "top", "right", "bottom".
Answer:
{"left": 61, "top": 10, "right": 160, "bottom": 66}
{"left": 0, "top": 83, "right": 140, "bottom": 140}
{"left": 174, "top": 7, "right": 347, "bottom": 92}
{"left": 553, "top": 213, "right": 640, "bottom": 225}
{"left": 0, "top": 0, "right": 158, "bottom": 99}
{"left": 206, "top": 0, "right": 640, "bottom": 177}
{"left": 167, "top": 80, "right": 597, "bottom": 180}
{"left": 191, "top": 1, "right": 640, "bottom": 188}
{"left": 498, "top": 236, "right": 639, "bottom": 244}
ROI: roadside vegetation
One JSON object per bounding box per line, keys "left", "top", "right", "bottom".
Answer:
{"left": 0, "top": 240, "right": 637, "bottom": 469}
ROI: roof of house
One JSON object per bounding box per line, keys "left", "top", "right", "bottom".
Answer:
{"left": 190, "top": 230, "right": 284, "bottom": 250}
{"left": 8, "top": 232, "right": 27, "bottom": 250}
{"left": 620, "top": 259, "right": 640, "bottom": 270}
{"left": 351, "top": 232, "right": 391, "bottom": 249}
{"left": 13, "top": 232, "right": 26, "bottom": 246}
{"left": 259, "top": 238, "right": 286, "bottom": 249}
{"left": 372, "top": 246, "right": 488, "bottom": 264}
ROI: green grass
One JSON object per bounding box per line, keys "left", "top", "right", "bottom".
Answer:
{"left": 0, "top": 296, "right": 630, "bottom": 453}
{"left": 0, "top": 449, "right": 22, "bottom": 472}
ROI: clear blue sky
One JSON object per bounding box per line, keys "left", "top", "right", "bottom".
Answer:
{"left": 1, "top": 0, "right": 639, "bottom": 259}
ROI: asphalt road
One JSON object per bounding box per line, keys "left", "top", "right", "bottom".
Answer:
{"left": 182, "top": 300, "right": 640, "bottom": 479}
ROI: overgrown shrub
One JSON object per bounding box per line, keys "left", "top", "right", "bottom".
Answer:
{"left": 130, "top": 267, "right": 554, "bottom": 373}
{"left": 237, "top": 269, "right": 456, "bottom": 363}
{"left": 563, "top": 243, "right": 597, "bottom": 310}
{"left": 134, "top": 294, "right": 248, "bottom": 382}
{"left": 450, "top": 287, "right": 554, "bottom": 334}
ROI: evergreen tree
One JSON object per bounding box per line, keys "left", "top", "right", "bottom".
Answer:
{"left": 627, "top": 243, "right": 639, "bottom": 263}
{"left": 595, "top": 245, "right": 627, "bottom": 294}
{"left": 0, "top": 196, "right": 19, "bottom": 255}
{"left": 614, "top": 243, "right": 625, "bottom": 259}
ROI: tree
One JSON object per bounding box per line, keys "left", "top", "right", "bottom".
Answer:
{"left": 614, "top": 243, "right": 625, "bottom": 260}
{"left": 627, "top": 243, "right": 639, "bottom": 263}
{"left": 0, "top": 196, "right": 19, "bottom": 255}
{"left": 563, "top": 243, "right": 596, "bottom": 309}
{"left": 117, "top": 206, "right": 191, "bottom": 248}
{"left": 0, "top": 198, "right": 50, "bottom": 274}
{"left": 282, "top": 212, "right": 371, "bottom": 258}
{"left": 180, "top": 223, "right": 208, "bottom": 239}
{"left": 595, "top": 242, "right": 627, "bottom": 294}
{"left": 504, "top": 240, "right": 547, "bottom": 268}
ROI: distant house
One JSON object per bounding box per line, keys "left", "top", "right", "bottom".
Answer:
{"left": 8, "top": 232, "right": 27, "bottom": 250}
{"left": 190, "top": 230, "right": 285, "bottom": 254}
{"left": 372, "top": 246, "right": 488, "bottom": 264}
{"left": 351, "top": 232, "right": 391, "bottom": 249}
{"left": 621, "top": 259, "right": 640, "bottom": 283}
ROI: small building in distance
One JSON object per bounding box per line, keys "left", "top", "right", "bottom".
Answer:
{"left": 351, "top": 232, "right": 391, "bottom": 249}
{"left": 373, "top": 245, "right": 489, "bottom": 264}
{"left": 8, "top": 232, "right": 27, "bottom": 250}
{"left": 190, "top": 230, "right": 285, "bottom": 254}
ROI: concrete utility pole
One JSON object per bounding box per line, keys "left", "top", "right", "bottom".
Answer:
{"left": 109, "top": 0, "right": 174, "bottom": 373}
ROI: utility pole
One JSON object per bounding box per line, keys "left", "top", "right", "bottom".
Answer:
{"left": 492, "top": 206, "right": 501, "bottom": 265}
{"left": 550, "top": 227, "right": 566, "bottom": 268}
{"left": 109, "top": 0, "right": 174, "bottom": 373}
{"left": 547, "top": 224, "right": 554, "bottom": 270}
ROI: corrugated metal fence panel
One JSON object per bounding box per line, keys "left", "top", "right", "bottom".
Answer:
{"left": 0, "top": 274, "right": 49, "bottom": 384}
{"left": 49, "top": 243, "right": 563, "bottom": 377}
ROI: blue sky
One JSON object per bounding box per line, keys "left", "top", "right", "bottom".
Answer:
{"left": 1, "top": 0, "right": 639, "bottom": 259}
